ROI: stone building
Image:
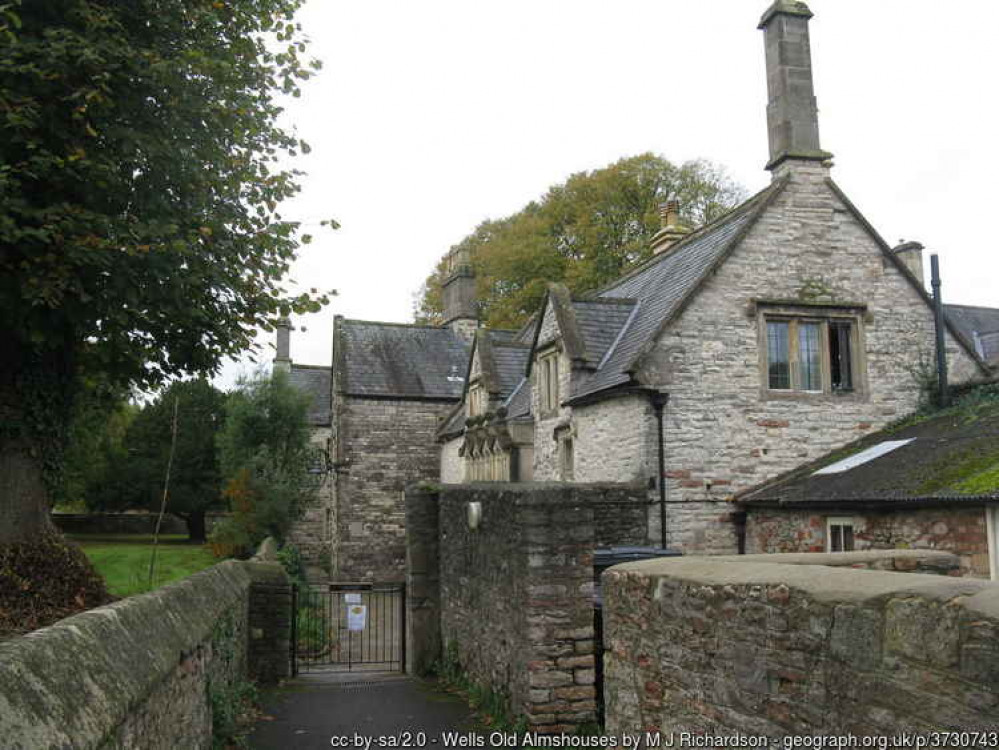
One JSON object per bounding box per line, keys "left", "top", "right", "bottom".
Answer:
{"left": 435, "top": 0, "right": 994, "bottom": 554}
{"left": 280, "top": 249, "right": 473, "bottom": 580}
{"left": 284, "top": 0, "right": 996, "bottom": 576}
{"left": 736, "top": 391, "right": 999, "bottom": 579}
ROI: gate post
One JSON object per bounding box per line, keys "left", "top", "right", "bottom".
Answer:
{"left": 404, "top": 483, "right": 441, "bottom": 676}
{"left": 246, "top": 562, "right": 293, "bottom": 684}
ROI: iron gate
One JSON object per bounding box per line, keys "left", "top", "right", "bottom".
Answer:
{"left": 292, "top": 582, "right": 406, "bottom": 675}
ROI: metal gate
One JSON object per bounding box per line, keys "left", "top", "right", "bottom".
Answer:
{"left": 291, "top": 582, "right": 406, "bottom": 675}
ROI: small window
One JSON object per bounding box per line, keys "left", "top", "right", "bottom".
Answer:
{"left": 827, "top": 517, "right": 855, "bottom": 552}
{"left": 763, "top": 314, "right": 859, "bottom": 394}
{"left": 560, "top": 437, "right": 574, "bottom": 481}
{"left": 538, "top": 351, "right": 560, "bottom": 413}
{"left": 468, "top": 383, "right": 486, "bottom": 417}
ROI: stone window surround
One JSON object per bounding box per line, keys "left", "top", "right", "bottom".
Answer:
{"left": 536, "top": 344, "right": 561, "bottom": 417}
{"left": 754, "top": 300, "right": 870, "bottom": 402}
{"left": 467, "top": 380, "right": 487, "bottom": 417}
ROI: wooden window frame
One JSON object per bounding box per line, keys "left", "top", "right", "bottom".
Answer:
{"left": 826, "top": 516, "right": 856, "bottom": 553}
{"left": 758, "top": 304, "right": 867, "bottom": 401}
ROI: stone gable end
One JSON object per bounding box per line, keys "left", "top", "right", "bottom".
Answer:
{"left": 636, "top": 165, "right": 981, "bottom": 551}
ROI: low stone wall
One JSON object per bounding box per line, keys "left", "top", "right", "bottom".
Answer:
{"left": 51, "top": 512, "right": 228, "bottom": 537}
{"left": 603, "top": 551, "right": 999, "bottom": 736}
{"left": 0, "top": 560, "right": 290, "bottom": 750}
{"left": 406, "top": 482, "right": 650, "bottom": 733}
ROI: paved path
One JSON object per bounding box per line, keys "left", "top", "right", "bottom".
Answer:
{"left": 248, "top": 671, "right": 476, "bottom": 750}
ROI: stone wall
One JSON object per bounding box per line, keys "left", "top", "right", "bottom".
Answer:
{"left": 0, "top": 560, "right": 290, "bottom": 750}
{"left": 636, "top": 163, "right": 984, "bottom": 554}
{"left": 745, "top": 505, "right": 993, "bottom": 577}
{"left": 51, "top": 512, "right": 228, "bottom": 537}
{"left": 406, "top": 483, "right": 650, "bottom": 732}
{"left": 287, "top": 425, "right": 334, "bottom": 578}
{"left": 603, "top": 551, "right": 999, "bottom": 736}
{"left": 333, "top": 395, "right": 455, "bottom": 580}
{"left": 440, "top": 436, "right": 464, "bottom": 484}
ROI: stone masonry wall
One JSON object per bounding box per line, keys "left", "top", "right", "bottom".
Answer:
{"left": 334, "top": 395, "right": 454, "bottom": 581}
{"left": 0, "top": 560, "right": 290, "bottom": 750}
{"left": 440, "top": 435, "right": 464, "bottom": 484}
{"left": 438, "top": 485, "right": 598, "bottom": 733}
{"left": 603, "top": 552, "right": 999, "bottom": 736}
{"left": 638, "top": 163, "right": 983, "bottom": 555}
{"left": 532, "top": 300, "right": 573, "bottom": 481}
{"left": 746, "top": 506, "right": 992, "bottom": 577}
{"left": 287, "top": 425, "right": 333, "bottom": 578}
{"left": 407, "top": 483, "right": 650, "bottom": 732}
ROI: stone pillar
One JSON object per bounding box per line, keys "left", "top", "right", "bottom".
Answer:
{"left": 246, "top": 562, "right": 293, "bottom": 684}
{"left": 404, "top": 483, "right": 442, "bottom": 676}
{"left": 759, "top": 0, "right": 832, "bottom": 171}
{"left": 273, "top": 318, "right": 292, "bottom": 374}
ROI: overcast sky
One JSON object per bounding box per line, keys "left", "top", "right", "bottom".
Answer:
{"left": 216, "top": 0, "right": 999, "bottom": 388}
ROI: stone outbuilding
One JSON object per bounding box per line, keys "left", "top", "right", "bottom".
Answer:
{"left": 736, "top": 385, "right": 999, "bottom": 579}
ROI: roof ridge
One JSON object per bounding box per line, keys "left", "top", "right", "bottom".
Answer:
{"left": 590, "top": 180, "right": 780, "bottom": 298}
{"left": 290, "top": 363, "right": 332, "bottom": 371}
{"left": 342, "top": 318, "right": 459, "bottom": 332}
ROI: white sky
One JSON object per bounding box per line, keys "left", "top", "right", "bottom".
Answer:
{"left": 216, "top": 0, "right": 999, "bottom": 388}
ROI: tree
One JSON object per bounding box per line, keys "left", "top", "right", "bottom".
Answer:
{"left": 210, "top": 370, "right": 313, "bottom": 556}
{"left": 415, "top": 154, "right": 745, "bottom": 329}
{"left": 0, "top": 0, "right": 330, "bottom": 625}
{"left": 90, "top": 380, "right": 226, "bottom": 542}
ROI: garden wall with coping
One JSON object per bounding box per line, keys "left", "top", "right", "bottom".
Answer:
{"left": 0, "top": 559, "right": 291, "bottom": 750}
{"left": 405, "top": 482, "right": 648, "bottom": 734}
{"left": 603, "top": 550, "right": 999, "bottom": 736}
{"left": 51, "top": 511, "right": 229, "bottom": 537}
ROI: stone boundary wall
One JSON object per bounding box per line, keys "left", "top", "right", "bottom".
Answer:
{"left": 405, "top": 482, "right": 649, "bottom": 733}
{"left": 0, "top": 560, "right": 290, "bottom": 750}
{"left": 51, "top": 512, "right": 229, "bottom": 537}
{"left": 603, "top": 551, "right": 999, "bottom": 736}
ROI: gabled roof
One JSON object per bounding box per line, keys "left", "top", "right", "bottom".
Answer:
{"left": 289, "top": 364, "right": 332, "bottom": 426}
{"left": 738, "top": 392, "right": 999, "bottom": 507}
{"left": 568, "top": 179, "right": 788, "bottom": 400}
{"left": 946, "top": 304, "right": 999, "bottom": 362}
{"left": 334, "top": 318, "right": 470, "bottom": 400}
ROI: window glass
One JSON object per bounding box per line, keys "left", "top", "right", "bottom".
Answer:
{"left": 767, "top": 321, "right": 790, "bottom": 389}
{"left": 798, "top": 322, "right": 822, "bottom": 391}
{"left": 829, "top": 322, "right": 853, "bottom": 391}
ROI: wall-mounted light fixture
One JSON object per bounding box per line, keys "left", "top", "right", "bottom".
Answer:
{"left": 467, "top": 501, "right": 482, "bottom": 531}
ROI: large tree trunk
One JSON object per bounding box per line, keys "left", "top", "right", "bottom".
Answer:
{"left": 0, "top": 437, "right": 55, "bottom": 543}
{"left": 181, "top": 510, "right": 207, "bottom": 543}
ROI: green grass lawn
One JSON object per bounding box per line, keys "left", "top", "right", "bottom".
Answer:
{"left": 72, "top": 534, "right": 220, "bottom": 598}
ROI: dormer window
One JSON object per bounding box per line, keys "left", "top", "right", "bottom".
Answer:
{"left": 538, "top": 350, "right": 560, "bottom": 414}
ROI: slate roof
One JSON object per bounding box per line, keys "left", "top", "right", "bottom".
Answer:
{"left": 738, "top": 395, "right": 999, "bottom": 507}
{"left": 289, "top": 364, "right": 332, "bottom": 426}
{"left": 571, "top": 299, "right": 638, "bottom": 369}
{"left": 946, "top": 304, "right": 999, "bottom": 362}
{"left": 335, "top": 319, "right": 470, "bottom": 400}
{"left": 492, "top": 341, "right": 531, "bottom": 397}
{"left": 568, "top": 180, "right": 787, "bottom": 400}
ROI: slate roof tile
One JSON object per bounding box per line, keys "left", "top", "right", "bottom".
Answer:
{"left": 289, "top": 365, "right": 332, "bottom": 426}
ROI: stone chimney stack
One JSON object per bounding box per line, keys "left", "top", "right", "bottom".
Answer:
{"left": 892, "top": 240, "right": 925, "bottom": 289}
{"left": 442, "top": 245, "right": 478, "bottom": 342}
{"left": 650, "top": 199, "right": 690, "bottom": 256}
{"left": 274, "top": 317, "right": 292, "bottom": 373}
{"left": 759, "top": 0, "right": 832, "bottom": 173}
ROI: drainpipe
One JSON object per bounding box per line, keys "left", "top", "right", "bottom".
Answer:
{"left": 649, "top": 391, "right": 670, "bottom": 550}
{"left": 930, "top": 254, "right": 949, "bottom": 407}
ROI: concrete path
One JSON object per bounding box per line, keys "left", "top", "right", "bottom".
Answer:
{"left": 248, "top": 671, "right": 477, "bottom": 750}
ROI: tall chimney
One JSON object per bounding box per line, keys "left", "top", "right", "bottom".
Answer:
{"left": 442, "top": 245, "right": 477, "bottom": 341}
{"left": 650, "top": 200, "right": 690, "bottom": 256}
{"left": 892, "top": 240, "right": 925, "bottom": 290}
{"left": 274, "top": 317, "right": 292, "bottom": 373}
{"left": 759, "top": 1, "right": 832, "bottom": 172}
